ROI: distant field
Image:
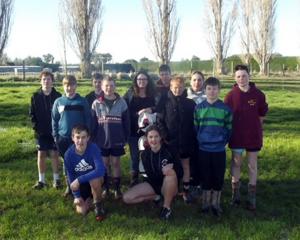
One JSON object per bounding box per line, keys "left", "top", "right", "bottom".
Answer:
{"left": 0, "top": 79, "right": 300, "bottom": 239}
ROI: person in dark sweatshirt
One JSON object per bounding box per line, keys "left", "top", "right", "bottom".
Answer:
{"left": 52, "top": 75, "right": 91, "bottom": 196}
{"left": 224, "top": 64, "right": 268, "bottom": 211}
{"left": 30, "top": 70, "right": 62, "bottom": 190}
{"left": 91, "top": 76, "right": 130, "bottom": 199}
{"left": 85, "top": 72, "right": 103, "bottom": 108}
{"left": 157, "top": 76, "right": 196, "bottom": 203}
{"left": 123, "top": 70, "right": 156, "bottom": 186}
{"left": 123, "top": 125, "right": 182, "bottom": 220}
{"left": 64, "top": 124, "right": 106, "bottom": 221}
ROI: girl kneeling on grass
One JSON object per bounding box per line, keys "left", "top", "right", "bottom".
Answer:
{"left": 123, "top": 125, "right": 183, "bottom": 220}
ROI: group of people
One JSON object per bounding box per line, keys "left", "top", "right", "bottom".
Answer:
{"left": 29, "top": 64, "right": 268, "bottom": 221}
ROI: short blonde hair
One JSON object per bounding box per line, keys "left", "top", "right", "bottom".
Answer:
{"left": 62, "top": 75, "right": 77, "bottom": 85}
{"left": 170, "top": 75, "right": 185, "bottom": 86}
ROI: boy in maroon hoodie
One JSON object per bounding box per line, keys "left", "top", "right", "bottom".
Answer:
{"left": 224, "top": 64, "right": 268, "bottom": 211}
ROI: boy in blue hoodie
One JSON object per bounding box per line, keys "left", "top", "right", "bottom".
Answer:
{"left": 64, "top": 124, "right": 106, "bottom": 221}
{"left": 194, "top": 77, "right": 232, "bottom": 217}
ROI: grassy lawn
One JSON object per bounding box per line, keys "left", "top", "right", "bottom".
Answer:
{"left": 0, "top": 79, "right": 300, "bottom": 239}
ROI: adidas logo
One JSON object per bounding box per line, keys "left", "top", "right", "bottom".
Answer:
{"left": 75, "top": 159, "right": 93, "bottom": 172}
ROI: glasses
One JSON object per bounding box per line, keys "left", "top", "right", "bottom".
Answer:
{"left": 137, "top": 78, "right": 148, "bottom": 81}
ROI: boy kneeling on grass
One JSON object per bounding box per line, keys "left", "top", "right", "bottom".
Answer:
{"left": 194, "top": 77, "right": 232, "bottom": 217}
{"left": 64, "top": 124, "right": 106, "bottom": 221}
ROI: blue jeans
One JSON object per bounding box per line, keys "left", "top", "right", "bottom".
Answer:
{"left": 128, "top": 136, "right": 140, "bottom": 173}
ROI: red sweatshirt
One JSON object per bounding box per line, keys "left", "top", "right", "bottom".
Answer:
{"left": 224, "top": 82, "right": 268, "bottom": 149}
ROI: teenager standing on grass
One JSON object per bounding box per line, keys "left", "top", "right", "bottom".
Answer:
{"left": 91, "top": 76, "right": 130, "bottom": 199}
{"left": 187, "top": 71, "right": 207, "bottom": 200}
{"left": 224, "top": 64, "right": 268, "bottom": 211}
{"left": 64, "top": 124, "right": 106, "bottom": 221}
{"left": 123, "top": 70, "right": 156, "bottom": 186}
{"left": 157, "top": 76, "right": 196, "bottom": 203}
{"left": 123, "top": 125, "right": 182, "bottom": 220}
{"left": 194, "top": 77, "right": 232, "bottom": 217}
{"left": 52, "top": 75, "right": 91, "bottom": 196}
{"left": 85, "top": 72, "right": 103, "bottom": 108}
{"left": 30, "top": 70, "right": 62, "bottom": 189}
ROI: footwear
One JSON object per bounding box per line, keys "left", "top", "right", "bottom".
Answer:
{"left": 182, "top": 191, "right": 193, "bottom": 204}
{"left": 201, "top": 190, "right": 211, "bottom": 213}
{"left": 153, "top": 195, "right": 162, "bottom": 207}
{"left": 211, "top": 191, "right": 222, "bottom": 217}
{"left": 190, "top": 185, "right": 202, "bottom": 200}
{"left": 231, "top": 181, "right": 241, "bottom": 206}
{"left": 246, "top": 184, "right": 256, "bottom": 211}
{"left": 32, "top": 181, "right": 46, "bottom": 190}
{"left": 94, "top": 202, "right": 106, "bottom": 221}
{"left": 159, "top": 207, "right": 172, "bottom": 220}
{"left": 113, "top": 189, "right": 122, "bottom": 200}
{"left": 53, "top": 179, "right": 63, "bottom": 189}
{"left": 101, "top": 188, "right": 110, "bottom": 199}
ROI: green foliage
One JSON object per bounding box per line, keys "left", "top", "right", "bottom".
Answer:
{"left": 0, "top": 79, "right": 300, "bottom": 239}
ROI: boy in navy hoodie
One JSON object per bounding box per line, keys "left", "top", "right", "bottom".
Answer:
{"left": 64, "top": 124, "right": 106, "bottom": 221}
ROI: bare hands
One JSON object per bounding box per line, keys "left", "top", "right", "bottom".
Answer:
{"left": 162, "top": 163, "right": 174, "bottom": 176}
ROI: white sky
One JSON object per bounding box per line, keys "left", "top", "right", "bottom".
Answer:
{"left": 5, "top": 0, "right": 300, "bottom": 64}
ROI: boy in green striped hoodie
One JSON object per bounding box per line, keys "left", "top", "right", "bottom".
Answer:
{"left": 194, "top": 77, "right": 232, "bottom": 217}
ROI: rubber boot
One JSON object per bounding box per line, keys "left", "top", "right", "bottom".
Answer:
{"left": 211, "top": 191, "right": 222, "bottom": 217}
{"left": 247, "top": 184, "right": 256, "bottom": 211}
{"left": 231, "top": 181, "right": 241, "bottom": 206}
{"left": 201, "top": 190, "right": 211, "bottom": 213}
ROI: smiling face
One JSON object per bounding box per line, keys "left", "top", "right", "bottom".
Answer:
{"left": 136, "top": 73, "right": 148, "bottom": 89}
{"left": 190, "top": 73, "right": 204, "bottom": 92}
{"left": 146, "top": 129, "right": 162, "bottom": 152}
{"left": 170, "top": 81, "right": 185, "bottom": 96}
{"left": 235, "top": 69, "right": 250, "bottom": 89}
{"left": 101, "top": 79, "right": 115, "bottom": 97}
{"left": 72, "top": 130, "right": 90, "bottom": 155}
{"left": 63, "top": 83, "right": 77, "bottom": 98}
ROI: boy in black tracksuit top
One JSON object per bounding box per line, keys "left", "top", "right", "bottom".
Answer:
{"left": 30, "top": 70, "right": 62, "bottom": 189}
{"left": 157, "top": 76, "right": 196, "bottom": 202}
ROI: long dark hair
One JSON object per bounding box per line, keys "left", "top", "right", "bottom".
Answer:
{"left": 132, "top": 70, "right": 155, "bottom": 98}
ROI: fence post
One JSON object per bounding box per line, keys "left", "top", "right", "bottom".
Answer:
{"left": 22, "top": 60, "right": 25, "bottom": 81}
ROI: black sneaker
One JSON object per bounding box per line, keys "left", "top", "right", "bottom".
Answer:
{"left": 32, "top": 181, "right": 46, "bottom": 190}
{"left": 53, "top": 179, "right": 63, "bottom": 189}
{"left": 94, "top": 202, "right": 106, "bottom": 221}
{"left": 160, "top": 207, "right": 172, "bottom": 220}
{"left": 113, "top": 189, "right": 122, "bottom": 200}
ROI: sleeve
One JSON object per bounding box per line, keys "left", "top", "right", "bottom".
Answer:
{"left": 51, "top": 99, "right": 60, "bottom": 139}
{"left": 156, "top": 107, "right": 168, "bottom": 141}
{"left": 258, "top": 93, "right": 268, "bottom": 117}
{"left": 90, "top": 103, "right": 98, "bottom": 141}
{"left": 167, "top": 148, "right": 183, "bottom": 179}
{"left": 65, "top": 150, "right": 81, "bottom": 198}
{"left": 29, "top": 95, "right": 37, "bottom": 132}
{"left": 193, "top": 106, "right": 199, "bottom": 134}
{"left": 224, "top": 108, "right": 233, "bottom": 143}
{"left": 122, "top": 105, "right": 130, "bottom": 142}
{"left": 77, "top": 145, "right": 106, "bottom": 184}
{"left": 83, "top": 99, "right": 92, "bottom": 132}
{"left": 224, "top": 91, "right": 232, "bottom": 106}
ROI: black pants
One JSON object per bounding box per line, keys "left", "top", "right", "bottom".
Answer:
{"left": 199, "top": 150, "right": 226, "bottom": 191}
{"left": 56, "top": 136, "right": 73, "bottom": 159}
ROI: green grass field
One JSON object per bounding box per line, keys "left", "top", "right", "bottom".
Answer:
{"left": 0, "top": 79, "right": 300, "bottom": 239}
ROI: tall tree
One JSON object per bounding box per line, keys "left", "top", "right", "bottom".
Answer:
{"left": 59, "top": 5, "right": 69, "bottom": 76}
{"left": 250, "top": 0, "right": 277, "bottom": 75}
{"left": 61, "top": 0, "right": 103, "bottom": 78}
{"left": 204, "top": 0, "right": 237, "bottom": 75}
{"left": 239, "top": 0, "right": 252, "bottom": 66}
{"left": 0, "top": 0, "right": 13, "bottom": 60}
{"left": 143, "top": 0, "right": 179, "bottom": 64}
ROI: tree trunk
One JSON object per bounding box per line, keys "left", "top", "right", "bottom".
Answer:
{"left": 80, "top": 57, "right": 91, "bottom": 78}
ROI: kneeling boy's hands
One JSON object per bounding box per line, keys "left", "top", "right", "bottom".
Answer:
{"left": 162, "top": 163, "right": 174, "bottom": 176}
{"left": 70, "top": 179, "right": 80, "bottom": 191}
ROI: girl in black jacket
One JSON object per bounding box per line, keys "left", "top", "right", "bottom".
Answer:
{"left": 123, "top": 125, "right": 182, "bottom": 220}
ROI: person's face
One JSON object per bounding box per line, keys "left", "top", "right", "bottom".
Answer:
{"left": 101, "top": 80, "right": 115, "bottom": 96}
{"left": 190, "top": 73, "right": 204, "bottom": 92}
{"left": 63, "top": 83, "right": 77, "bottom": 98}
{"left": 147, "top": 130, "right": 161, "bottom": 150}
{"left": 235, "top": 70, "right": 250, "bottom": 88}
{"left": 170, "top": 82, "right": 185, "bottom": 96}
{"left": 41, "top": 75, "right": 53, "bottom": 90}
{"left": 136, "top": 73, "right": 148, "bottom": 89}
{"left": 159, "top": 71, "right": 171, "bottom": 87}
{"left": 205, "top": 85, "right": 220, "bottom": 102}
{"left": 72, "top": 130, "right": 90, "bottom": 154}
{"left": 93, "top": 79, "right": 102, "bottom": 92}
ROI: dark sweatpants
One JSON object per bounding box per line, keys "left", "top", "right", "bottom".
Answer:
{"left": 199, "top": 149, "right": 226, "bottom": 191}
